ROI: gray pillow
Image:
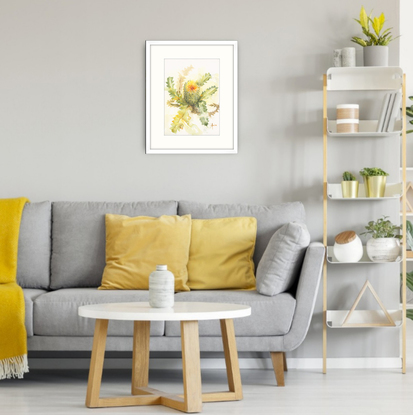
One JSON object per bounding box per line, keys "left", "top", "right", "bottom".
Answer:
{"left": 256, "top": 222, "right": 310, "bottom": 297}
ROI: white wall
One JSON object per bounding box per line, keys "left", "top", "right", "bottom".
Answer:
{"left": 0, "top": 0, "right": 402, "bottom": 359}
{"left": 401, "top": 0, "right": 413, "bottom": 96}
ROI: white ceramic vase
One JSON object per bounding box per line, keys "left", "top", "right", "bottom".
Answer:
{"left": 149, "top": 265, "right": 174, "bottom": 308}
{"left": 334, "top": 234, "right": 363, "bottom": 263}
{"left": 366, "top": 238, "right": 400, "bottom": 262}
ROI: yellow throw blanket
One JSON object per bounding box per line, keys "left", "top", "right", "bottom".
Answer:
{"left": 0, "top": 197, "right": 30, "bottom": 379}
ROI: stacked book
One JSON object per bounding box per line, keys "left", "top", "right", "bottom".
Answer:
{"left": 376, "top": 92, "right": 402, "bottom": 132}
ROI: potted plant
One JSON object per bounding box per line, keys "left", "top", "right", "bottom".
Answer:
{"left": 404, "top": 220, "right": 413, "bottom": 258}
{"left": 361, "top": 216, "right": 402, "bottom": 262}
{"left": 405, "top": 96, "right": 413, "bottom": 135}
{"left": 401, "top": 271, "right": 413, "bottom": 319}
{"left": 341, "top": 171, "right": 359, "bottom": 198}
{"left": 351, "top": 6, "right": 397, "bottom": 67}
{"left": 359, "top": 167, "right": 388, "bottom": 197}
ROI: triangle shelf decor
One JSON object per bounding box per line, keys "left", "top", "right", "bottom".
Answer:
{"left": 400, "top": 181, "right": 413, "bottom": 213}
{"left": 342, "top": 280, "right": 396, "bottom": 327}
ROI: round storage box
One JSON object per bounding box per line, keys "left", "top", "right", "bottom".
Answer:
{"left": 336, "top": 104, "right": 359, "bottom": 133}
{"left": 333, "top": 230, "right": 363, "bottom": 263}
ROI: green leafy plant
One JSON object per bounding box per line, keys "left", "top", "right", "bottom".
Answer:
{"left": 400, "top": 271, "right": 413, "bottom": 320}
{"left": 406, "top": 220, "right": 413, "bottom": 250}
{"left": 361, "top": 216, "right": 402, "bottom": 239}
{"left": 359, "top": 167, "right": 389, "bottom": 177}
{"left": 351, "top": 6, "right": 396, "bottom": 47}
{"left": 165, "top": 68, "right": 219, "bottom": 134}
{"left": 342, "top": 171, "right": 357, "bottom": 181}
{"left": 406, "top": 96, "right": 413, "bottom": 135}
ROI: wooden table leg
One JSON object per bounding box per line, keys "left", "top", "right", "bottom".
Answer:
{"left": 86, "top": 319, "right": 109, "bottom": 407}
{"left": 132, "top": 321, "right": 151, "bottom": 395}
{"left": 220, "top": 319, "right": 243, "bottom": 400}
{"left": 181, "top": 320, "right": 202, "bottom": 413}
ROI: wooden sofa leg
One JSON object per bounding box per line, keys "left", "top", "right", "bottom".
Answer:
{"left": 270, "top": 352, "right": 285, "bottom": 386}
{"left": 283, "top": 352, "right": 288, "bottom": 371}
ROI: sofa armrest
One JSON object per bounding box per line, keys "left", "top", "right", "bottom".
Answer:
{"left": 282, "top": 242, "right": 324, "bottom": 351}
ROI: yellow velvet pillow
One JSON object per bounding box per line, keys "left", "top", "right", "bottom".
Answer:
{"left": 187, "top": 217, "right": 257, "bottom": 290}
{"left": 99, "top": 214, "right": 191, "bottom": 292}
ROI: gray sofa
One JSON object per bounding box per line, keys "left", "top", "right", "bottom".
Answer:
{"left": 17, "top": 200, "right": 324, "bottom": 386}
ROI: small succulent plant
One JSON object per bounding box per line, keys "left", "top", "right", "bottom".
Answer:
{"left": 361, "top": 216, "right": 402, "bottom": 239}
{"left": 359, "top": 167, "right": 389, "bottom": 177}
{"left": 342, "top": 171, "right": 357, "bottom": 181}
{"left": 351, "top": 6, "right": 396, "bottom": 47}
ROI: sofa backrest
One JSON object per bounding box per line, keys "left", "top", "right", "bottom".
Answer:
{"left": 17, "top": 201, "right": 52, "bottom": 289}
{"left": 178, "top": 201, "right": 306, "bottom": 269}
{"left": 50, "top": 201, "right": 178, "bottom": 289}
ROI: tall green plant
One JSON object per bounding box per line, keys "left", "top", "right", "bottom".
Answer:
{"left": 401, "top": 271, "right": 413, "bottom": 320}
{"left": 351, "top": 6, "right": 396, "bottom": 47}
{"left": 406, "top": 97, "right": 413, "bottom": 135}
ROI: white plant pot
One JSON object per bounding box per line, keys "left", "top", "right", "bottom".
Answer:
{"left": 363, "top": 46, "right": 389, "bottom": 67}
{"left": 334, "top": 234, "right": 363, "bottom": 262}
{"left": 366, "top": 238, "right": 400, "bottom": 262}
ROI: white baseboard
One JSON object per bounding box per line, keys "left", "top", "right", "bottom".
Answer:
{"left": 28, "top": 357, "right": 402, "bottom": 370}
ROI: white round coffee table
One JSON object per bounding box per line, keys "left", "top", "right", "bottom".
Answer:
{"left": 79, "top": 302, "right": 251, "bottom": 413}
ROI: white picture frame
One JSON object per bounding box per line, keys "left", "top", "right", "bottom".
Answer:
{"left": 146, "top": 40, "right": 238, "bottom": 154}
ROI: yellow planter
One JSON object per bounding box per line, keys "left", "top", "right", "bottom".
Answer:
{"left": 364, "top": 176, "right": 386, "bottom": 198}
{"left": 341, "top": 181, "right": 359, "bottom": 198}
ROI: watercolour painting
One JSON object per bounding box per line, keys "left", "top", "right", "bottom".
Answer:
{"left": 164, "top": 59, "right": 220, "bottom": 136}
{"left": 146, "top": 41, "right": 237, "bottom": 154}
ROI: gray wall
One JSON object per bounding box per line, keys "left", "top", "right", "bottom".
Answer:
{"left": 0, "top": 0, "right": 402, "bottom": 359}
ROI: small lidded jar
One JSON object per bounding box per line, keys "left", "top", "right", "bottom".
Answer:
{"left": 336, "top": 104, "right": 359, "bottom": 133}
{"left": 149, "top": 265, "right": 174, "bottom": 308}
{"left": 333, "top": 230, "right": 363, "bottom": 263}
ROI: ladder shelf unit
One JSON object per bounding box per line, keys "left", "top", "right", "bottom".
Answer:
{"left": 322, "top": 67, "right": 407, "bottom": 374}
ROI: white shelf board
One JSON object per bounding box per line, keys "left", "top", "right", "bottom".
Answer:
{"left": 400, "top": 212, "right": 413, "bottom": 216}
{"left": 327, "top": 246, "right": 402, "bottom": 264}
{"left": 326, "top": 310, "right": 402, "bottom": 328}
{"left": 327, "top": 183, "right": 402, "bottom": 200}
{"left": 327, "top": 119, "right": 402, "bottom": 137}
{"left": 399, "top": 167, "right": 413, "bottom": 170}
{"left": 326, "top": 67, "right": 403, "bottom": 91}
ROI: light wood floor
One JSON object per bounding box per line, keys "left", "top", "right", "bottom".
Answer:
{"left": 2, "top": 320, "right": 413, "bottom": 415}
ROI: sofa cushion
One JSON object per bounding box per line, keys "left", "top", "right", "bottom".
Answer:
{"left": 17, "top": 202, "right": 51, "bottom": 289}
{"left": 33, "top": 288, "right": 164, "bottom": 336}
{"left": 50, "top": 201, "right": 178, "bottom": 289}
{"left": 187, "top": 217, "right": 257, "bottom": 290}
{"left": 256, "top": 222, "right": 310, "bottom": 296}
{"left": 23, "top": 289, "right": 47, "bottom": 337}
{"left": 178, "top": 201, "right": 306, "bottom": 268}
{"left": 100, "top": 214, "right": 191, "bottom": 292}
{"left": 165, "top": 290, "right": 296, "bottom": 337}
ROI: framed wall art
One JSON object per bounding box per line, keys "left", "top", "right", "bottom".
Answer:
{"left": 145, "top": 40, "right": 238, "bottom": 154}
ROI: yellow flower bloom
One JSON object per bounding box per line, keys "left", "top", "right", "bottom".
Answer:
{"left": 185, "top": 81, "right": 198, "bottom": 92}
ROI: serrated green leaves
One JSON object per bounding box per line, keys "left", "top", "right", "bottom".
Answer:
{"left": 196, "top": 73, "right": 212, "bottom": 87}
{"left": 170, "top": 108, "right": 192, "bottom": 134}
{"left": 166, "top": 77, "right": 179, "bottom": 99}
{"left": 199, "top": 86, "right": 218, "bottom": 102}
{"left": 199, "top": 116, "right": 209, "bottom": 127}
